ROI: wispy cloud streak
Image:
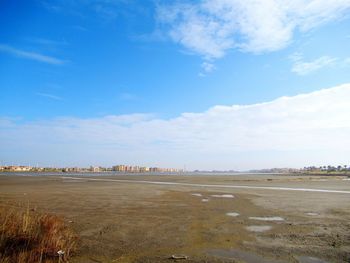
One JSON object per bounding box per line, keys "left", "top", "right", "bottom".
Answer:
{"left": 0, "top": 44, "right": 65, "bottom": 65}
{"left": 36, "top": 92, "right": 63, "bottom": 100}
{"left": 290, "top": 53, "right": 337, "bottom": 75}
{"left": 26, "top": 37, "right": 68, "bottom": 46}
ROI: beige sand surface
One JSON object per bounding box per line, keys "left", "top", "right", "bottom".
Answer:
{"left": 0, "top": 174, "right": 349, "bottom": 262}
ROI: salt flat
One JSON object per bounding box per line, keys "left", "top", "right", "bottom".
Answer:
{"left": 0, "top": 173, "right": 349, "bottom": 262}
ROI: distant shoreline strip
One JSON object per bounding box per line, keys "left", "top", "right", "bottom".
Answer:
{"left": 60, "top": 177, "right": 350, "bottom": 194}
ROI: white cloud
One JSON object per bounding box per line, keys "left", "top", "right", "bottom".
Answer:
{"left": 344, "top": 57, "right": 350, "bottom": 64}
{"left": 157, "top": 0, "right": 350, "bottom": 59}
{"left": 290, "top": 53, "right": 337, "bottom": 75}
{"left": 199, "top": 61, "right": 216, "bottom": 76}
{"left": 1, "top": 84, "right": 350, "bottom": 169}
{"left": 119, "top": 92, "right": 138, "bottom": 101}
{"left": 201, "top": 62, "right": 216, "bottom": 73}
{"left": 0, "top": 44, "right": 65, "bottom": 65}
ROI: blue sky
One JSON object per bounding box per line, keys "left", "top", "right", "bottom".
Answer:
{"left": 1, "top": 0, "right": 350, "bottom": 169}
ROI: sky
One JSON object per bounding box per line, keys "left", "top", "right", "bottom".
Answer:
{"left": 1, "top": 0, "right": 350, "bottom": 170}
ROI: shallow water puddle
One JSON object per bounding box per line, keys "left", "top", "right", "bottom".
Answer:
{"left": 207, "top": 248, "right": 285, "bottom": 263}
{"left": 246, "top": 225, "right": 272, "bottom": 232}
{"left": 211, "top": 194, "right": 234, "bottom": 198}
{"left": 249, "top": 216, "right": 284, "bottom": 221}
{"left": 226, "top": 212, "right": 239, "bottom": 217}
{"left": 305, "top": 212, "right": 319, "bottom": 216}
{"left": 191, "top": 193, "right": 202, "bottom": 197}
{"left": 201, "top": 198, "right": 209, "bottom": 202}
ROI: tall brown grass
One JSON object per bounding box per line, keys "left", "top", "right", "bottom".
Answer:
{"left": 0, "top": 205, "right": 77, "bottom": 263}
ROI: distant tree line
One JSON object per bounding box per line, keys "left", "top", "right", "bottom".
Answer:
{"left": 302, "top": 165, "right": 349, "bottom": 173}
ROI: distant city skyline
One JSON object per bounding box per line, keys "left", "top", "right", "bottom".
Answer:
{"left": 0, "top": 164, "right": 182, "bottom": 173}
{"left": 1, "top": 1, "right": 350, "bottom": 170}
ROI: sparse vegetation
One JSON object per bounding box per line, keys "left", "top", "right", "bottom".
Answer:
{"left": 0, "top": 205, "right": 77, "bottom": 263}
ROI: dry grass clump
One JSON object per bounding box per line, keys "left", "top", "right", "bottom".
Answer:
{"left": 0, "top": 206, "right": 77, "bottom": 263}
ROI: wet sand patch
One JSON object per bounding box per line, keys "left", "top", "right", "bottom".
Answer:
{"left": 297, "top": 256, "right": 329, "bottom": 263}
{"left": 311, "top": 179, "right": 328, "bottom": 182}
{"left": 62, "top": 180, "right": 86, "bottom": 183}
{"left": 207, "top": 248, "right": 285, "bottom": 263}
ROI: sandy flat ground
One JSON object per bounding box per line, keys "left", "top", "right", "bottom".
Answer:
{"left": 0, "top": 174, "right": 349, "bottom": 263}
